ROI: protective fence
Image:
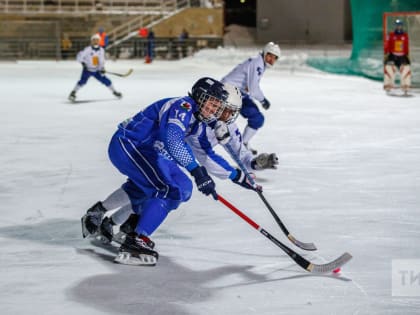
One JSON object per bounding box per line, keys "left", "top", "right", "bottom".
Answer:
{"left": 307, "top": 0, "right": 420, "bottom": 86}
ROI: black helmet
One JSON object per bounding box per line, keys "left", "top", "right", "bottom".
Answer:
{"left": 190, "top": 77, "right": 241, "bottom": 124}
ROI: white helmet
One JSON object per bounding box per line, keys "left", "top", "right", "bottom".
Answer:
{"left": 91, "top": 34, "right": 101, "bottom": 41}
{"left": 262, "top": 42, "right": 281, "bottom": 67}
{"left": 222, "top": 83, "right": 242, "bottom": 124}
{"left": 91, "top": 34, "right": 101, "bottom": 48}
{"left": 263, "top": 42, "right": 281, "bottom": 58}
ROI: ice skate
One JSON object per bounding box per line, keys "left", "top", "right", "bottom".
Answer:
{"left": 114, "top": 233, "right": 158, "bottom": 266}
{"left": 113, "top": 91, "right": 122, "bottom": 99}
{"left": 81, "top": 201, "right": 107, "bottom": 238}
{"left": 95, "top": 216, "right": 114, "bottom": 244}
{"left": 68, "top": 91, "right": 76, "bottom": 102}
{"left": 244, "top": 143, "right": 258, "bottom": 155}
{"left": 112, "top": 213, "right": 139, "bottom": 244}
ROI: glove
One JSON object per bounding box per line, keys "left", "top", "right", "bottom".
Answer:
{"left": 81, "top": 62, "right": 87, "bottom": 70}
{"left": 383, "top": 53, "right": 389, "bottom": 65}
{"left": 261, "top": 98, "right": 271, "bottom": 110}
{"left": 99, "top": 68, "right": 106, "bottom": 74}
{"left": 232, "top": 169, "right": 262, "bottom": 191}
{"left": 190, "top": 166, "right": 217, "bottom": 198}
{"left": 214, "top": 121, "right": 231, "bottom": 145}
{"left": 252, "top": 153, "right": 279, "bottom": 170}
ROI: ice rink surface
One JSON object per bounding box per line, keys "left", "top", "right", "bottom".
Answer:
{"left": 1, "top": 48, "right": 420, "bottom": 314}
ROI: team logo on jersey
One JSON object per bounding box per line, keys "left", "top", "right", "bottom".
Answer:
{"left": 181, "top": 102, "right": 192, "bottom": 111}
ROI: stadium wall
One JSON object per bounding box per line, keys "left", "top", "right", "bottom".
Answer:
{"left": 256, "top": 0, "right": 352, "bottom": 44}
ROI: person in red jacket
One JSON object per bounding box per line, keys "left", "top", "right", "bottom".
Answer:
{"left": 384, "top": 19, "right": 411, "bottom": 92}
{"left": 97, "top": 27, "right": 109, "bottom": 49}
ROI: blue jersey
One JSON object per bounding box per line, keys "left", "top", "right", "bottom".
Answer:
{"left": 117, "top": 96, "right": 201, "bottom": 172}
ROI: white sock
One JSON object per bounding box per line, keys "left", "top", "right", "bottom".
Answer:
{"left": 73, "top": 84, "right": 82, "bottom": 92}
{"left": 111, "top": 204, "right": 134, "bottom": 225}
{"left": 102, "top": 187, "right": 130, "bottom": 210}
{"left": 243, "top": 126, "right": 258, "bottom": 145}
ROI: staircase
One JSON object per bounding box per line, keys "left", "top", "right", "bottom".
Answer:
{"left": 106, "top": 1, "right": 191, "bottom": 50}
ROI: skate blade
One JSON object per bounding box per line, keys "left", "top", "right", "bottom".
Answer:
{"left": 94, "top": 234, "right": 111, "bottom": 245}
{"left": 114, "top": 251, "right": 157, "bottom": 266}
{"left": 112, "top": 231, "right": 127, "bottom": 245}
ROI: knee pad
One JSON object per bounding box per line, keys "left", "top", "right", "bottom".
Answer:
{"left": 400, "top": 64, "right": 411, "bottom": 88}
{"left": 384, "top": 64, "right": 396, "bottom": 89}
{"left": 122, "top": 180, "right": 147, "bottom": 213}
{"left": 248, "top": 112, "right": 265, "bottom": 129}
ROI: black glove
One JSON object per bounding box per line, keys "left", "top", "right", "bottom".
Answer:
{"left": 99, "top": 68, "right": 106, "bottom": 74}
{"left": 251, "top": 153, "right": 279, "bottom": 170}
{"left": 261, "top": 98, "right": 271, "bottom": 110}
{"left": 232, "top": 169, "right": 261, "bottom": 191}
{"left": 190, "top": 166, "right": 217, "bottom": 198}
{"left": 383, "top": 53, "right": 389, "bottom": 65}
{"left": 81, "top": 62, "right": 87, "bottom": 70}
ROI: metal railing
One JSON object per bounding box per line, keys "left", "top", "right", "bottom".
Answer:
{"left": 0, "top": 0, "right": 194, "bottom": 14}
{"left": 0, "top": 36, "right": 223, "bottom": 60}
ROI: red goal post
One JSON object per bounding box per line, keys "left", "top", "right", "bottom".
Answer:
{"left": 383, "top": 11, "right": 420, "bottom": 88}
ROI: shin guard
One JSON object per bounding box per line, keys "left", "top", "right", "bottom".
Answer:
{"left": 399, "top": 64, "right": 411, "bottom": 91}
{"left": 384, "top": 64, "right": 396, "bottom": 91}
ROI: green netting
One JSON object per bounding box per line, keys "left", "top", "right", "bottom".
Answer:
{"left": 307, "top": 0, "right": 420, "bottom": 84}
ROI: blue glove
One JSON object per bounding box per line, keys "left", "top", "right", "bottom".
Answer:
{"left": 232, "top": 169, "right": 262, "bottom": 191}
{"left": 261, "top": 98, "right": 271, "bottom": 110}
{"left": 190, "top": 166, "right": 217, "bottom": 198}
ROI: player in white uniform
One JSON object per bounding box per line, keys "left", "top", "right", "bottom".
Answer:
{"left": 68, "top": 34, "right": 122, "bottom": 102}
{"left": 221, "top": 42, "right": 280, "bottom": 154}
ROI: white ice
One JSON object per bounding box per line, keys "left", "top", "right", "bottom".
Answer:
{"left": 1, "top": 47, "right": 420, "bottom": 315}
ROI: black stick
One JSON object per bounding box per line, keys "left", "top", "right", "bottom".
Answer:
{"left": 224, "top": 142, "right": 317, "bottom": 251}
{"left": 217, "top": 194, "right": 352, "bottom": 273}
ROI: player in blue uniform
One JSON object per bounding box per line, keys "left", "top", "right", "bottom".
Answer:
{"left": 81, "top": 77, "right": 244, "bottom": 266}
{"left": 91, "top": 118, "right": 279, "bottom": 249}
{"left": 83, "top": 116, "right": 279, "bottom": 261}
{"left": 68, "top": 34, "right": 122, "bottom": 102}
{"left": 221, "top": 42, "right": 281, "bottom": 154}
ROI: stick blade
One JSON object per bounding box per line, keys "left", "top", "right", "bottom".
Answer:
{"left": 288, "top": 235, "right": 317, "bottom": 251}
{"left": 308, "top": 252, "right": 352, "bottom": 274}
{"left": 122, "top": 68, "right": 133, "bottom": 77}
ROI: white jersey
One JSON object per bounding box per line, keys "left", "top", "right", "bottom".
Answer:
{"left": 221, "top": 54, "right": 266, "bottom": 102}
{"left": 186, "top": 122, "right": 254, "bottom": 180}
{"left": 77, "top": 45, "right": 105, "bottom": 72}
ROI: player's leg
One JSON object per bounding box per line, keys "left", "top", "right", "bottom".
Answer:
{"left": 69, "top": 70, "right": 91, "bottom": 101}
{"left": 115, "top": 166, "right": 192, "bottom": 266}
{"left": 399, "top": 56, "right": 411, "bottom": 92}
{"left": 384, "top": 64, "right": 397, "bottom": 91}
{"left": 241, "top": 95, "right": 265, "bottom": 154}
{"left": 81, "top": 186, "right": 131, "bottom": 238}
{"left": 383, "top": 54, "right": 397, "bottom": 91}
{"left": 93, "top": 72, "right": 122, "bottom": 98}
